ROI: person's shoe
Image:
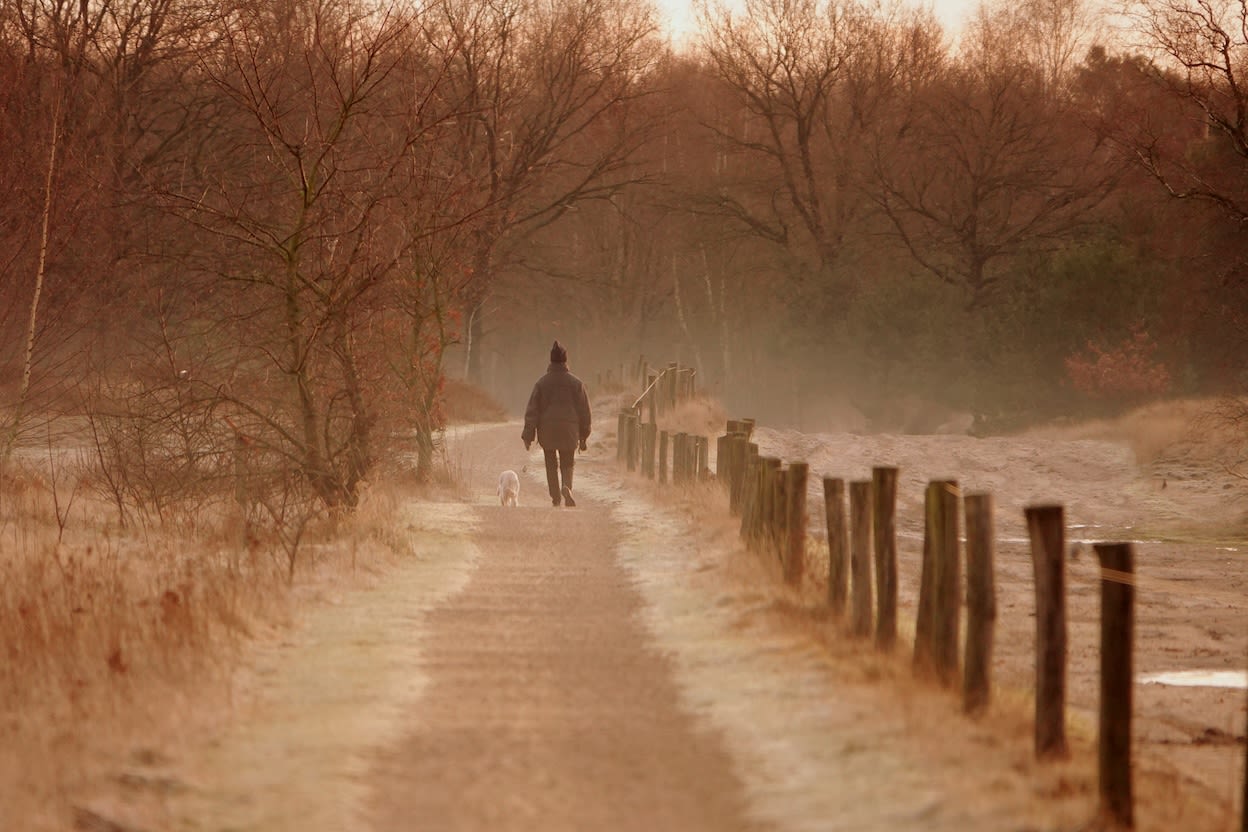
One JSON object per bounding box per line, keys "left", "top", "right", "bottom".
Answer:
{"left": 552, "top": 497, "right": 562, "bottom": 507}
{"left": 561, "top": 486, "right": 576, "bottom": 507}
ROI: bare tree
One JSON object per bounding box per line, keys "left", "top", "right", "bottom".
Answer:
{"left": 872, "top": 16, "right": 1115, "bottom": 310}
{"left": 1122, "top": 0, "right": 1248, "bottom": 219}
{"left": 158, "top": 0, "right": 424, "bottom": 508}
{"left": 421, "top": 0, "right": 660, "bottom": 383}
{"left": 698, "top": 0, "right": 938, "bottom": 289}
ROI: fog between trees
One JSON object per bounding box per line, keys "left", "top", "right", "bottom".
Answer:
{"left": 2, "top": 0, "right": 1246, "bottom": 507}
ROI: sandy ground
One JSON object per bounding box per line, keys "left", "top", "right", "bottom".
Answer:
{"left": 83, "top": 418, "right": 1243, "bottom": 831}
{"left": 749, "top": 424, "right": 1247, "bottom": 826}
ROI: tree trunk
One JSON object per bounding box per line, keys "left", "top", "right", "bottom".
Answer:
{"left": 332, "top": 310, "right": 371, "bottom": 506}
{"left": 6, "top": 95, "right": 60, "bottom": 459}
{"left": 465, "top": 300, "right": 486, "bottom": 385}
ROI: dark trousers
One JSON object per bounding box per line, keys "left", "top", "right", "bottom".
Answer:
{"left": 543, "top": 447, "right": 574, "bottom": 502}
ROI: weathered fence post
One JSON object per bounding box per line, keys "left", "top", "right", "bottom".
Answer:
{"left": 617, "top": 409, "right": 629, "bottom": 462}
{"left": 697, "top": 437, "right": 710, "bottom": 481}
{"left": 1026, "top": 504, "right": 1069, "bottom": 760}
{"left": 673, "top": 432, "right": 687, "bottom": 482}
{"left": 824, "top": 477, "right": 848, "bottom": 615}
{"left": 1095, "top": 542, "right": 1134, "bottom": 828}
{"left": 872, "top": 466, "right": 899, "bottom": 650}
{"left": 784, "top": 463, "right": 808, "bottom": 585}
{"left": 740, "top": 453, "right": 760, "bottom": 541}
{"left": 642, "top": 423, "right": 657, "bottom": 479}
{"left": 716, "top": 424, "right": 732, "bottom": 491}
{"left": 626, "top": 412, "right": 640, "bottom": 472}
{"left": 639, "top": 422, "right": 650, "bottom": 478}
{"left": 964, "top": 493, "right": 996, "bottom": 715}
{"left": 914, "top": 482, "right": 938, "bottom": 675}
{"left": 758, "top": 459, "right": 776, "bottom": 551}
{"left": 932, "top": 480, "right": 961, "bottom": 685}
{"left": 730, "top": 433, "right": 749, "bottom": 510}
{"left": 772, "top": 465, "right": 788, "bottom": 557}
{"left": 658, "top": 431, "right": 669, "bottom": 484}
{"left": 849, "top": 480, "right": 873, "bottom": 637}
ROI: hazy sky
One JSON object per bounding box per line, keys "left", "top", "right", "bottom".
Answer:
{"left": 656, "top": 0, "right": 979, "bottom": 46}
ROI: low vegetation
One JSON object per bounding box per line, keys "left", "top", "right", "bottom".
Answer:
{"left": 0, "top": 380, "right": 505, "bottom": 829}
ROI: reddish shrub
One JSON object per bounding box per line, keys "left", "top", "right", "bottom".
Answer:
{"left": 1064, "top": 325, "right": 1172, "bottom": 402}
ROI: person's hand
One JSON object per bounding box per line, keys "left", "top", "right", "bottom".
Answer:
{"left": 524, "top": 439, "right": 532, "bottom": 451}
{"left": 579, "top": 439, "right": 588, "bottom": 452}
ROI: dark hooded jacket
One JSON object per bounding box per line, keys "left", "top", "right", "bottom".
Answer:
{"left": 522, "top": 363, "right": 591, "bottom": 451}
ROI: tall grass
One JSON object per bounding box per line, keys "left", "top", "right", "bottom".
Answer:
{"left": 0, "top": 451, "right": 422, "bottom": 829}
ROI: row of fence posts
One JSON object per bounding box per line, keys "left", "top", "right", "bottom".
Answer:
{"left": 714, "top": 419, "right": 1143, "bottom": 829}
{"left": 615, "top": 362, "right": 707, "bottom": 482}
{"left": 599, "top": 357, "right": 698, "bottom": 418}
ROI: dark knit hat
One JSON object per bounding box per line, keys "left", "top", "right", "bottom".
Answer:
{"left": 550, "top": 340, "right": 567, "bottom": 364}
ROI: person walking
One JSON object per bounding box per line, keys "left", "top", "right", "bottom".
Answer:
{"left": 522, "top": 340, "right": 591, "bottom": 507}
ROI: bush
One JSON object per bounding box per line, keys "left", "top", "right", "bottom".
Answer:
{"left": 1064, "top": 324, "right": 1172, "bottom": 402}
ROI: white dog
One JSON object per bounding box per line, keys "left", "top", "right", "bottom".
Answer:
{"left": 497, "top": 470, "right": 520, "bottom": 506}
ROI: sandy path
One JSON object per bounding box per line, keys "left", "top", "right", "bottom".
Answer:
{"left": 366, "top": 461, "right": 759, "bottom": 830}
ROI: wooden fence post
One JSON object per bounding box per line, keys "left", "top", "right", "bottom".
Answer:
{"left": 617, "top": 409, "right": 629, "bottom": 462}
{"left": 914, "top": 482, "right": 938, "bottom": 675}
{"left": 626, "top": 412, "right": 639, "bottom": 472}
{"left": 772, "top": 465, "right": 788, "bottom": 557}
{"left": 716, "top": 426, "right": 732, "bottom": 491}
{"left": 642, "top": 423, "right": 657, "bottom": 479}
{"left": 1096, "top": 542, "right": 1134, "bottom": 828}
{"left": 932, "top": 480, "right": 961, "bottom": 685}
{"left": 759, "top": 459, "right": 775, "bottom": 550}
{"left": 784, "top": 463, "right": 808, "bottom": 585}
{"left": 658, "top": 431, "right": 669, "bottom": 484}
{"left": 740, "top": 454, "right": 760, "bottom": 541}
{"left": 639, "top": 422, "right": 650, "bottom": 478}
{"left": 729, "top": 433, "right": 749, "bottom": 510}
{"left": 964, "top": 493, "right": 996, "bottom": 715}
{"left": 824, "top": 477, "right": 848, "bottom": 615}
{"left": 758, "top": 462, "right": 771, "bottom": 547}
{"left": 1026, "top": 504, "right": 1069, "bottom": 760}
{"left": 872, "top": 466, "right": 899, "bottom": 650}
{"left": 849, "top": 480, "right": 873, "bottom": 638}
{"left": 697, "top": 436, "right": 709, "bottom": 481}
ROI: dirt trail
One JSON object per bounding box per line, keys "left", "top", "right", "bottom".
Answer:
{"left": 367, "top": 455, "right": 759, "bottom": 830}
{"left": 141, "top": 421, "right": 1204, "bottom": 831}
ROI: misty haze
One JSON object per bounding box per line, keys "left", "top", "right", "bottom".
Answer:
{"left": 1, "top": 0, "right": 1246, "bottom": 828}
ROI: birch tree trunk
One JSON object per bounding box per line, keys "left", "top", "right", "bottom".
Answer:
{"left": 5, "top": 96, "right": 61, "bottom": 460}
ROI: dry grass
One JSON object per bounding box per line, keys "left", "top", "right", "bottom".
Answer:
{"left": 0, "top": 451, "right": 434, "bottom": 830}
{"left": 1021, "top": 396, "right": 1246, "bottom": 467}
